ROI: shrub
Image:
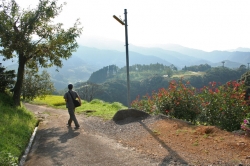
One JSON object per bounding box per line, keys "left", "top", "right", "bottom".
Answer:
{"left": 166, "top": 80, "right": 201, "bottom": 123}
{"left": 132, "top": 80, "right": 201, "bottom": 123}
{"left": 199, "top": 81, "right": 248, "bottom": 131}
{"left": 241, "top": 113, "right": 250, "bottom": 135}
{"left": 131, "top": 80, "right": 250, "bottom": 131}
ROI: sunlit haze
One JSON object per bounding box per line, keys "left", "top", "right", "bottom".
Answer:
{"left": 16, "top": 0, "right": 250, "bottom": 52}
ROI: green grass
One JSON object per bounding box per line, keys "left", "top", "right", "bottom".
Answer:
{"left": 32, "top": 95, "right": 65, "bottom": 107}
{"left": 33, "top": 96, "right": 128, "bottom": 120}
{"left": 80, "top": 100, "right": 127, "bottom": 119}
{"left": 0, "top": 93, "right": 37, "bottom": 166}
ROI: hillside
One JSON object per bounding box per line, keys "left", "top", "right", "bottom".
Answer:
{"left": 74, "top": 65, "right": 247, "bottom": 107}
{"left": 1, "top": 44, "right": 249, "bottom": 90}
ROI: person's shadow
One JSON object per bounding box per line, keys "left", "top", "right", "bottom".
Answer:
{"left": 58, "top": 127, "right": 80, "bottom": 143}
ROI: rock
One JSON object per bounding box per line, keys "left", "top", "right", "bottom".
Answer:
{"left": 232, "top": 130, "right": 245, "bottom": 135}
{"left": 112, "top": 109, "right": 150, "bottom": 122}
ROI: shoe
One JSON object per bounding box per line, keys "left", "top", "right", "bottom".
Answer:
{"left": 67, "top": 124, "right": 71, "bottom": 127}
{"left": 74, "top": 126, "right": 80, "bottom": 129}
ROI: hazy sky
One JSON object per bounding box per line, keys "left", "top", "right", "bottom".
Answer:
{"left": 16, "top": 0, "right": 250, "bottom": 51}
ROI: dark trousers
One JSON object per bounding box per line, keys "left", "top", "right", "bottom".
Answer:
{"left": 68, "top": 108, "right": 80, "bottom": 127}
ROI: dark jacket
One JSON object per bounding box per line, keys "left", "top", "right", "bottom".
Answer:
{"left": 64, "top": 90, "right": 79, "bottom": 109}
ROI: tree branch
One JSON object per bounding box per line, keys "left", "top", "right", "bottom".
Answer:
{"left": 13, "top": 16, "right": 20, "bottom": 33}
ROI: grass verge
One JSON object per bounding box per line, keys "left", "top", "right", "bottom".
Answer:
{"left": 33, "top": 96, "right": 127, "bottom": 120}
{"left": 0, "top": 93, "right": 37, "bottom": 166}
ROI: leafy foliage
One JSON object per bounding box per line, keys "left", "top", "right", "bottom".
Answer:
{"left": 239, "top": 71, "right": 250, "bottom": 88}
{"left": 88, "top": 65, "right": 118, "bottom": 83}
{"left": 182, "top": 63, "right": 211, "bottom": 72}
{"left": 74, "top": 82, "right": 100, "bottom": 102}
{"left": 198, "top": 81, "right": 248, "bottom": 131}
{"left": 131, "top": 79, "right": 250, "bottom": 131}
{"left": 95, "top": 80, "right": 128, "bottom": 105}
{"left": 78, "top": 64, "right": 247, "bottom": 107}
{"left": 0, "top": 0, "right": 82, "bottom": 105}
{"left": 0, "top": 91, "right": 15, "bottom": 106}
{"left": 88, "top": 63, "right": 173, "bottom": 83}
{"left": 132, "top": 79, "right": 201, "bottom": 123}
{"left": 22, "top": 69, "right": 55, "bottom": 101}
{"left": 0, "top": 64, "right": 15, "bottom": 93}
{"left": 203, "top": 67, "right": 245, "bottom": 86}
{"left": 241, "top": 113, "right": 250, "bottom": 135}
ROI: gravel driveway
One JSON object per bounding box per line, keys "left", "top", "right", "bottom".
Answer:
{"left": 22, "top": 103, "right": 171, "bottom": 166}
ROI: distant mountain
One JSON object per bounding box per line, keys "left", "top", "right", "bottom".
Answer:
{"left": 147, "top": 44, "right": 250, "bottom": 65}
{"left": 81, "top": 37, "right": 250, "bottom": 65}
{"left": 129, "top": 45, "right": 208, "bottom": 68}
{"left": 152, "top": 44, "right": 208, "bottom": 58}
{"left": 1, "top": 43, "right": 250, "bottom": 90}
{"left": 48, "top": 45, "right": 250, "bottom": 90}
{"left": 228, "top": 47, "right": 250, "bottom": 52}
{"left": 74, "top": 46, "right": 172, "bottom": 68}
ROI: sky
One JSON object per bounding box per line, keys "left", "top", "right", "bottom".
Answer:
{"left": 16, "top": 0, "right": 250, "bottom": 52}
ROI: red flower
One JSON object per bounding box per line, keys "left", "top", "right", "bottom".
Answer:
{"left": 215, "top": 88, "right": 219, "bottom": 93}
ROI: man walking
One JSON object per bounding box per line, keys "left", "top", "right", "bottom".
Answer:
{"left": 64, "top": 84, "right": 81, "bottom": 129}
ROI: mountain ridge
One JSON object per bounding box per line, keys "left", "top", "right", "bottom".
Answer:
{"left": 1, "top": 43, "right": 250, "bottom": 90}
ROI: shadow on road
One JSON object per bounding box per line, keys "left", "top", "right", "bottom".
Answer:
{"left": 25, "top": 127, "right": 80, "bottom": 166}
{"left": 58, "top": 127, "right": 80, "bottom": 143}
{"left": 139, "top": 121, "right": 188, "bottom": 165}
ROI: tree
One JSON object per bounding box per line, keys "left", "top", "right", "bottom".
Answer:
{"left": 22, "top": 69, "right": 55, "bottom": 100}
{"left": 77, "top": 82, "right": 100, "bottom": 102}
{"left": 0, "top": 0, "right": 82, "bottom": 106}
{"left": 0, "top": 63, "right": 15, "bottom": 93}
{"left": 203, "top": 67, "right": 239, "bottom": 85}
{"left": 165, "top": 67, "right": 173, "bottom": 77}
{"left": 170, "top": 64, "right": 178, "bottom": 71}
{"left": 182, "top": 64, "right": 211, "bottom": 72}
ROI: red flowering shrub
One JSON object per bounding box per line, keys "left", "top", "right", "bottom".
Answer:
{"left": 164, "top": 80, "right": 201, "bottom": 123}
{"left": 199, "top": 81, "right": 248, "bottom": 131}
{"left": 131, "top": 79, "right": 250, "bottom": 131}
{"left": 132, "top": 79, "right": 201, "bottom": 123}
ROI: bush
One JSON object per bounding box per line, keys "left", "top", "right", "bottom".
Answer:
{"left": 0, "top": 65, "right": 15, "bottom": 93}
{"left": 131, "top": 80, "right": 250, "bottom": 131}
{"left": 199, "top": 81, "right": 248, "bottom": 131}
{"left": 132, "top": 80, "right": 201, "bottom": 123}
{"left": 241, "top": 113, "right": 250, "bottom": 135}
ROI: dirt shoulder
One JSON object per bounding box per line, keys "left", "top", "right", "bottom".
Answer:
{"left": 23, "top": 103, "right": 250, "bottom": 166}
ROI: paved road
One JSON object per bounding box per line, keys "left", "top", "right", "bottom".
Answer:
{"left": 23, "top": 103, "right": 160, "bottom": 166}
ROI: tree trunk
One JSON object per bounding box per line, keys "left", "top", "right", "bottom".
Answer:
{"left": 13, "top": 53, "right": 26, "bottom": 106}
